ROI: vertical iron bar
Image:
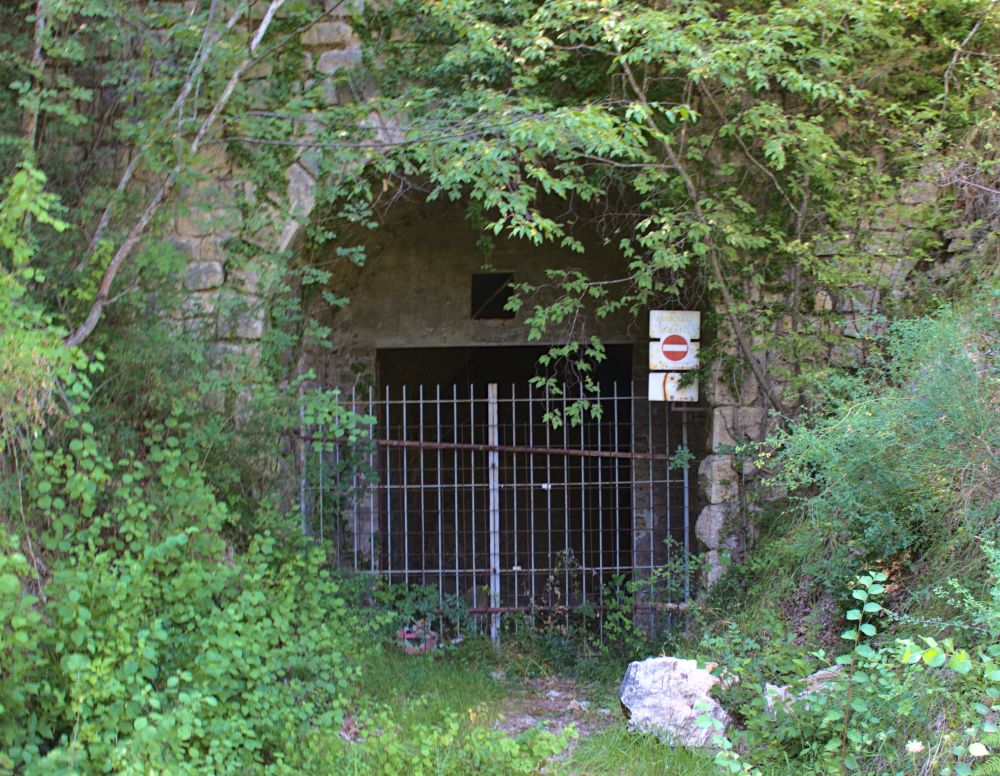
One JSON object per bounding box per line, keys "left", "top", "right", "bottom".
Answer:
{"left": 682, "top": 410, "right": 691, "bottom": 604}
{"left": 385, "top": 383, "right": 392, "bottom": 583}
{"left": 436, "top": 385, "right": 444, "bottom": 615}
{"left": 511, "top": 382, "right": 519, "bottom": 611}
{"left": 418, "top": 385, "right": 426, "bottom": 588}
{"left": 402, "top": 384, "right": 409, "bottom": 585}
{"left": 319, "top": 428, "right": 325, "bottom": 545}
{"left": 596, "top": 382, "right": 605, "bottom": 642}
{"left": 613, "top": 382, "right": 621, "bottom": 573}
{"left": 528, "top": 382, "right": 537, "bottom": 608}
{"left": 452, "top": 384, "right": 460, "bottom": 604}
{"left": 562, "top": 387, "right": 570, "bottom": 628}
{"left": 544, "top": 387, "right": 553, "bottom": 613}
{"left": 470, "top": 383, "right": 477, "bottom": 613}
{"left": 578, "top": 382, "right": 587, "bottom": 610}
{"left": 666, "top": 397, "right": 672, "bottom": 607}
{"left": 646, "top": 381, "right": 654, "bottom": 581}
{"left": 369, "top": 384, "right": 375, "bottom": 571}
{"left": 299, "top": 402, "right": 308, "bottom": 536}
{"left": 488, "top": 383, "right": 501, "bottom": 644}
{"left": 351, "top": 384, "right": 358, "bottom": 569}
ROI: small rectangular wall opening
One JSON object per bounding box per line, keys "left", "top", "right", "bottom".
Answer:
{"left": 470, "top": 272, "right": 515, "bottom": 319}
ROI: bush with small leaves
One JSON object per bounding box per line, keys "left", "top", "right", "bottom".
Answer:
{"left": 3, "top": 420, "right": 380, "bottom": 774}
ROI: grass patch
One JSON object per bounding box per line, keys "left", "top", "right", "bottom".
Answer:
{"left": 565, "top": 724, "right": 717, "bottom": 775}
{"left": 290, "top": 638, "right": 574, "bottom": 773}
{"left": 356, "top": 637, "right": 506, "bottom": 726}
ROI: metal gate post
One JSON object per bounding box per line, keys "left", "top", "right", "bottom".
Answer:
{"left": 487, "top": 383, "right": 501, "bottom": 644}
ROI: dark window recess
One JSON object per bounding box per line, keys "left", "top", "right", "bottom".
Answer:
{"left": 471, "top": 272, "right": 515, "bottom": 319}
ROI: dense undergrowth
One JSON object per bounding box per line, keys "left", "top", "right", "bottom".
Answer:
{"left": 689, "top": 299, "right": 1000, "bottom": 775}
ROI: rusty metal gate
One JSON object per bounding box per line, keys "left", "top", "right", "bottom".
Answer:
{"left": 300, "top": 380, "right": 699, "bottom": 641}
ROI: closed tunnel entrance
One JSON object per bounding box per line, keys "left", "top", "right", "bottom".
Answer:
{"left": 302, "top": 345, "right": 701, "bottom": 640}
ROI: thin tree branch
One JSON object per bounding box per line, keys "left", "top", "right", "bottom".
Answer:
{"left": 698, "top": 84, "right": 798, "bottom": 214}
{"left": 618, "top": 57, "right": 786, "bottom": 414}
{"left": 79, "top": 0, "right": 231, "bottom": 268}
{"left": 66, "top": 0, "right": 289, "bottom": 348}
{"left": 941, "top": 0, "right": 998, "bottom": 117}
{"left": 21, "top": 0, "right": 46, "bottom": 152}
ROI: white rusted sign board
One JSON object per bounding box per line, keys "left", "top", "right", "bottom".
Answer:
{"left": 648, "top": 372, "right": 699, "bottom": 402}
{"left": 648, "top": 339, "right": 700, "bottom": 371}
{"left": 649, "top": 310, "right": 700, "bottom": 341}
{"left": 649, "top": 310, "right": 700, "bottom": 401}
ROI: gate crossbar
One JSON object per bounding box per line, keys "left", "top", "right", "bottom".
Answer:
{"left": 300, "top": 435, "right": 681, "bottom": 462}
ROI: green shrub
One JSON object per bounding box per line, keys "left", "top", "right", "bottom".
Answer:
{"left": 0, "top": 530, "right": 44, "bottom": 771}
{"left": 3, "top": 419, "right": 379, "bottom": 774}
{"left": 702, "top": 571, "right": 1000, "bottom": 775}
{"left": 767, "top": 301, "right": 999, "bottom": 595}
{"left": 290, "top": 706, "right": 573, "bottom": 775}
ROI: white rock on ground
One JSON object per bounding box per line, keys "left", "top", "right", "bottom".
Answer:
{"left": 619, "top": 656, "right": 731, "bottom": 747}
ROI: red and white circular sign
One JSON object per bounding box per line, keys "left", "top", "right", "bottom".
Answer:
{"left": 660, "top": 333, "right": 690, "bottom": 362}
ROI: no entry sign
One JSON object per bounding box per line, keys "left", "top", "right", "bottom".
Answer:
{"left": 648, "top": 310, "right": 700, "bottom": 401}
{"left": 662, "top": 333, "right": 689, "bottom": 361}
{"left": 648, "top": 332, "right": 699, "bottom": 371}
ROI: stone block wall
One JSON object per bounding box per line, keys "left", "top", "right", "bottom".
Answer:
{"left": 692, "top": 179, "right": 942, "bottom": 584}
{"left": 161, "top": 1, "right": 366, "bottom": 371}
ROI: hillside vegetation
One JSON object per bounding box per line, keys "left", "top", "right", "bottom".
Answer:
{"left": 1, "top": 0, "right": 998, "bottom": 773}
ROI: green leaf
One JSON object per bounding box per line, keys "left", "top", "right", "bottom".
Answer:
{"left": 947, "top": 651, "right": 972, "bottom": 675}
{"left": 922, "top": 649, "right": 946, "bottom": 668}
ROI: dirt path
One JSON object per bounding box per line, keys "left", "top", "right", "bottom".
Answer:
{"left": 493, "top": 674, "right": 618, "bottom": 756}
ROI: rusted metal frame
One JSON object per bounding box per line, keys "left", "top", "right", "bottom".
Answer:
{"left": 466, "top": 602, "right": 690, "bottom": 614}
{"left": 349, "top": 436, "right": 685, "bottom": 462}
{"left": 329, "top": 381, "right": 696, "bottom": 638}
{"left": 362, "top": 478, "right": 679, "bottom": 491}
{"left": 352, "top": 563, "right": 639, "bottom": 574}
{"left": 327, "top": 393, "right": 705, "bottom": 411}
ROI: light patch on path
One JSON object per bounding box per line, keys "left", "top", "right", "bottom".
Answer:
{"left": 493, "top": 675, "right": 617, "bottom": 758}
